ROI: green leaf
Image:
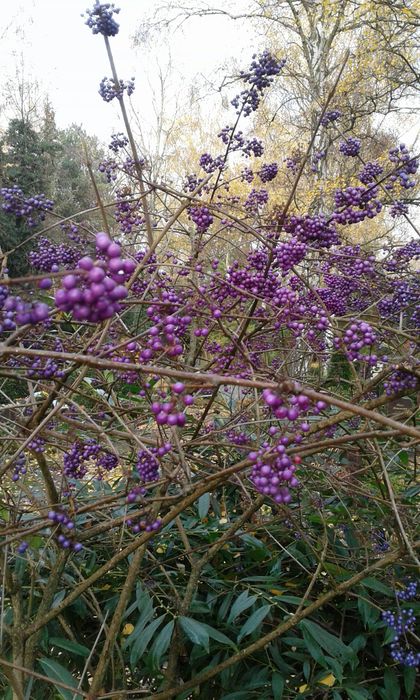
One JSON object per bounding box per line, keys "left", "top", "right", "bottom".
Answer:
{"left": 126, "top": 594, "right": 154, "bottom": 646}
{"left": 398, "top": 450, "right": 409, "bottom": 466}
{"left": 227, "top": 591, "right": 257, "bottom": 624}
{"left": 380, "top": 668, "right": 400, "bottom": 700}
{"left": 130, "top": 614, "right": 166, "bottom": 667}
{"left": 345, "top": 688, "right": 369, "bottom": 700}
{"left": 272, "top": 672, "right": 284, "bottom": 700}
{"left": 38, "top": 658, "right": 81, "bottom": 700}
{"left": 358, "top": 596, "right": 380, "bottom": 628}
{"left": 49, "top": 637, "right": 90, "bottom": 657}
{"left": 179, "top": 616, "right": 210, "bottom": 651}
{"left": 237, "top": 604, "right": 271, "bottom": 643}
{"left": 300, "top": 621, "right": 352, "bottom": 663}
{"left": 198, "top": 493, "right": 210, "bottom": 519}
{"left": 404, "top": 666, "right": 416, "bottom": 697}
{"left": 199, "top": 621, "right": 236, "bottom": 648}
{"left": 151, "top": 619, "right": 174, "bottom": 669}
{"left": 362, "top": 578, "right": 393, "bottom": 597}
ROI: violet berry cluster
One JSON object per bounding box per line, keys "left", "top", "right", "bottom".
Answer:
{"left": 0, "top": 186, "right": 54, "bottom": 228}
{"left": 258, "top": 162, "right": 278, "bottom": 182}
{"left": 382, "top": 603, "right": 419, "bottom": 668}
{"left": 55, "top": 231, "right": 133, "bottom": 323}
{"left": 150, "top": 382, "right": 194, "bottom": 427}
{"left": 338, "top": 320, "right": 377, "bottom": 363}
{"left": 189, "top": 206, "right": 213, "bottom": 232}
{"left": 48, "top": 510, "right": 82, "bottom": 552}
{"left": 29, "top": 237, "right": 80, "bottom": 272}
{"left": 84, "top": 2, "right": 120, "bottom": 36}
{"left": 358, "top": 161, "right": 383, "bottom": 184}
{"left": 232, "top": 50, "right": 286, "bottom": 117}
{"left": 339, "top": 137, "right": 361, "bottom": 157}
{"left": 12, "top": 453, "right": 27, "bottom": 482}
{"left": 99, "top": 76, "right": 135, "bottom": 102}
{"left": 320, "top": 109, "right": 341, "bottom": 126}
{"left": 64, "top": 439, "right": 118, "bottom": 481}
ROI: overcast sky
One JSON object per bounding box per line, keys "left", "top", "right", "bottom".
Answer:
{"left": 0, "top": 0, "right": 254, "bottom": 142}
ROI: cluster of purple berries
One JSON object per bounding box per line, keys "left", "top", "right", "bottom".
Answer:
{"left": 241, "top": 167, "right": 254, "bottom": 183}
{"left": 384, "top": 369, "right": 418, "bottom": 396}
{"left": 126, "top": 515, "right": 162, "bottom": 534}
{"left": 242, "top": 138, "right": 264, "bottom": 158}
{"left": 0, "top": 187, "right": 54, "bottom": 228}
{"left": 245, "top": 188, "right": 269, "bottom": 212}
{"left": 259, "top": 162, "right": 278, "bottom": 182}
{"left": 108, "top": 132, "right": 128, "bottom": 152}
{"left": 232, "top": 51, "right": 285, "bottom": 117}
{"left": 320, "top": 109, "right": 341, "bottom": 126}
{"left": 339, "top": 137, "right": 361, "bottom": 157}
{"left": 134, "top": 443, "right": 172, "bottom": 485}
{"left": 48, "top": 509, "right": 82, "bottom": 552}
{"left": 382, "top": 602, "right": 419, "bottom": 668}
{"left": 370, "top": 528, "right": 390, "bottom": 553}
{"left": 29, "top": 237, "right": 80, "bottom": 272}
{"left": 64, "top": 439, "right": 118, "bottom": 481}
{"left": 218, "top": 126, "right": 245, "bottom": 151}
{"left": 384, "top": 240, "right": 420, "bottom": 271}
{"left": 396, "top": 580, "right": 418, "bottom": 601}
{"left": 338, "top": 320, "right": 377, "bottom": 363}
{"left": 388, "top": 144, "right": 419, "bottom": 190}
{"left": 115, "top": 191, "right": 144, "bottom": 233}
{"left": 84, "top": 2, "right": 120, "bottom": 37}
{"left": 55, "top": 232, "right": 133, "bottom": 323}
{"left": 99, "top": 76, "right": 135, "bottom": 102}
{"left": 332, "top": 185, "right": 382, "bottom": 225}
{"left": 390, "top": 200, "right": 409, "bottom": 218}
{"left": 0, "top": 286, "right": 50, "bottom": 333}
{"left": 249, "top": 441, "right": 300, "bottom": 504}
{"left": 189, "top": 206, "right": 213, "bottom": 232}
{"left": 28, "top": 436, "right": 46, "bottom": 453}
{"left": 284, "top": 214, "right": 339, "bottom": 248}
{"left": 358, "top": 161, "right": 383, "bottom": 184}
{"left": 27, "top": 357, "right": 66, "bottom": 380}
{"left": 199, "top": 153, "right": 224, "bottom": 174}
{"left": 12, "top": 453, "right": 27, "bottom": 482}
{"left": 275, "top": 238, "right": 307, "bottom": 273}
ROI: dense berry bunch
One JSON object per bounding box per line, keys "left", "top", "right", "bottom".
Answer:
{"left": 218, "top": 126, "right": 245, "bottom": 151}
{"left": 199, "top": 153, "right": 224, "bottom": 173}
{"left": 382, "top": 608, "right": 419, "bottom": 668}
{"left": 258, "top": 162, "right": 278, "bottom": 182}
{"left": 29, "top": 237, "right": 81, "bottom": 272}
{"left": 99, "top": 77, "right": 135, "bottom": 102}
{"left": 388, "top": 143, "right": 419, "bottom": 189}
{"left": 320, "top": 109, "right": 341, "bottom": 126}
{"left": 0, "top": 186, "right": 54, "bottom": 227}
{"left": 189, "top": 206, "right": 213, "bottom": 232}
{"left": 183, "top": 173, "right": 204, "bottom": 192}
{"left": 358, "top": 161, "right": 383, "bottom": 184}
{"left": 249, "top": 445, "right": 299, "bottom": 504}
{"left": 384, "top": 369, "right": 418, "bottom": 396}
{"left": 115, "top": 190, "right": 145, "bottom": 233}
{"left": 396, "top": 580, "right": 418, "bottom": 601}
{"left": 27, "top": 357, "right": 66, "bottom": 380}
{"left": 332, "top": 185, "right": 382, "bottom": 224}
{"left": 134, "top": 443, "right": 172, "bottom": 485}
{"left": 242, "top": 138, "right": 264, "bottom": 158}
{"left": 274, "top": 238, "right": 307, "bottom": 273}
{"left": 390, "top": 200, "right": 408, "bottom": 217}
{"left": 338, "top": 320, "right": 377, "bottom": 363}
{"left": 0, "top": 293, "right": 50, "bottom": 330}
{"left": 55, "top": 232, "right": 133, "bottom": 322}
{"left": 241, "top": 167, "right": 254, "bottom": 183}
{"left": 232, "top": 51, "right": 285, "bottom": 117}
{"left": 108, "top": 132, "right": 128, "bottom": 152}
{"left": 284, "top": 214, "right": 339, "bottom": 248}
{"left": 245, "top": 188, "right": 269, "bottom": 212}
{"left": 384, "top": 240, "right": 420, "bottom": 271}
{"left": 339, "top": 137, "right": 361, "bottom": 156}
{"left": 84, "top": 2, "right": 120, "bottom": 36}
{"left": 98, "top": 157, "right": 118, "bottom": 182}
{"left": 64, "top": 439, "right": 118, "bottom": 481}
{"left": 28, "top": 437, "right": 46, "bottom": 453}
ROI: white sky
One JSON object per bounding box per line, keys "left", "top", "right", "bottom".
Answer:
{"left": 0, "top": 0, "right": 253, "bottom": 143}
